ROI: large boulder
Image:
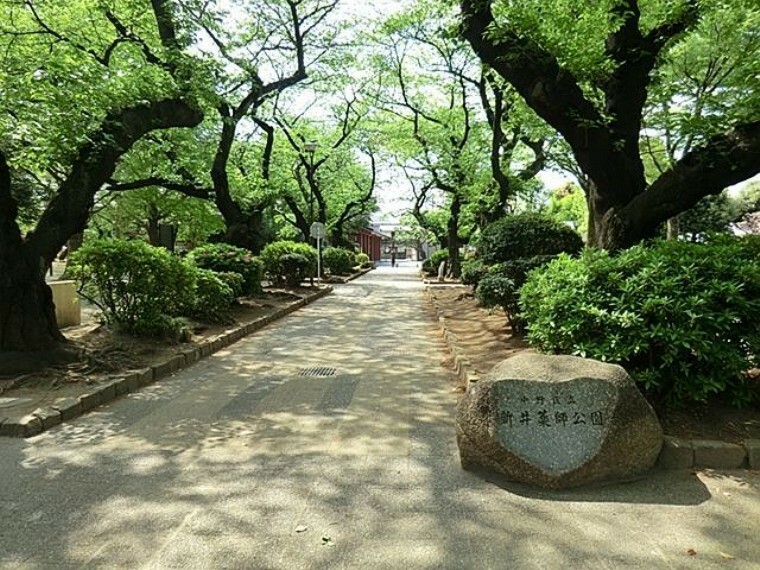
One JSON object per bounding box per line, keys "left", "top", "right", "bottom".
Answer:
{"left": 456, "top": 354, "right": 663, "bottom": 488}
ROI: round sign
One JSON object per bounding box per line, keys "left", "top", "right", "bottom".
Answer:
{"left": 310, "top": 222, "right": 326, "bottom": 238}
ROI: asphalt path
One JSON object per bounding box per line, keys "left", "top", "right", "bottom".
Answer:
{"left": 2, "top": 266, "right": 759, "bottom": 569}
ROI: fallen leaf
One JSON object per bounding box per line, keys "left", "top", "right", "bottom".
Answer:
{"left": 686, "top": 549, "right": 697, "bottom": 556}
{"left": 719, "top": 552, "right": 736, "bottom": 560}
{"left": 295, "top": 525, "right": 308, "bottom": 533}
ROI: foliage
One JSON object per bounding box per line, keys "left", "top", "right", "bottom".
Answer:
{"left": 475, "top": 256, "right": 554, "bottom": 332}
{"left": 545, "top": 182, "right": 588, "bottom": 236}
{"left": 355, "top": 252, "right": 371, "bottom": 268}
{"left": 187, "top": 243, "right": 262, "bottom": 295}
{"left": 214, "top": 271, "right": 245, "bottom": 298}
{"left": 461, "top": 258, "right": 487, "bottom": 286}
{"left": 475, "top": 274, "right": 521, "bottom": 331}
{"left": 678, "top": 192, "right": 740, "bottom": 239}
{"left": 278, "top": 253, "right": 311, "bottom": 287}
{"left": 190, "top": 268, "right": 235, "bottom": 323}
{"left": 478, "top": 212, "right": 583, "bottom": 264}
{"left": 678, "top": 184, "right": 760, "bottom": 239}
{"left": 460, "top": 0, "right": 760, "bottom": 249}
{"left": 422, "top": 249, "right": 449, "bottom": 276}
{"left": 322, "top": 247, "right": 356, "bottom": 275}
{"left": 260, "top": 240, "right": 317, "bottom": 285}
{"left": 69, "top": 239, "right": 196, "bottom": 337}
{"left": 520, "top": 237, "right": 760, "bottom": 407}
{"left": 92, "top": 186, "right": 225, "bottom": 247}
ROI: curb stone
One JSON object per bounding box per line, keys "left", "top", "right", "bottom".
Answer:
{"left": 424, "top": 288, "right": 481, "bottom": 388}
{"left": 424, "top": 285, "right": 756, "bottom": 472}
{"left": 2, "top": 286, "right": 333, "bottom": 438}
{"left": 321, "top": 266, "right": 375, "bottom": 285}
{"left": 746, "top": 440, "right": 760, "bottom": 469}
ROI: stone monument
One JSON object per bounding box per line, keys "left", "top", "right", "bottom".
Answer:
{"left": 456, "top": 353, "right": 663, "bottom": 488}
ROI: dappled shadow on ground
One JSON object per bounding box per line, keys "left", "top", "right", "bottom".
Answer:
{"left": 2, "top": 267, "right": 759, "bottom": 569}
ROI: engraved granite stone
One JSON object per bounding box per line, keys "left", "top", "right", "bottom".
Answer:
{"left": 456, "top": 354, "right": 663, "bottom": 488}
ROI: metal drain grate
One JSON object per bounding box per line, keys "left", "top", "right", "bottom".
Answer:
{"left": 299, "top": 366, "right": 338, "bottom": 377}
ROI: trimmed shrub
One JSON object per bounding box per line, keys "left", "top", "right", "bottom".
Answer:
{"left": 475, "top": 256, "right": 553, "bottom": 332}
{"left": 422, "top": 249, "right": 449, "bottom": 276}
{"left": 191, "top": 268, "right": 235, "bottom": 323}
{"left": 260, "top": 240, "right": 317, "bottom": 285}
{"left": 520, "top": 238, "right": 760, "bottom": 407}
{"left": 461, "top": 258, "right": 487, "bottom": 286}
{"left": 355, "top": 252, "right": 371, "bottom": 268}
{"left": 214, "top": 271, "right": 245, "bottom": 298}
{"left": 322, "top": 247, "right": 355, "bottom": 275}
{"left": 187, "top": 243, "right": 262, "bottom": 295}
{"left": 478, "top": 212, "right": 583, "bottom": 265}
{"left": 70, "top": 239, "right": 196, "bottom": 337}
{"left": 279, "top": 253, "right": 310, "bottom": 287}
{"left": 476, "top": 274, "right": 522, "bottom": 331}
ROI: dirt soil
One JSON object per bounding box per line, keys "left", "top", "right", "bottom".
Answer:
{"left": 428, "top": 286, "right": 760, "bottom": 444}
{"left": 0, "top": 287, "right": 318, "bottom": 410}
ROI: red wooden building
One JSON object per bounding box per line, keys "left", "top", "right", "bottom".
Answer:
{"left": 351, "top": 227, "right": 386, "bottom": 262}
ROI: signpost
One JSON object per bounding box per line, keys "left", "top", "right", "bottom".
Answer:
{"left": 309, "top": 222, "right": 326, "bottom": 285}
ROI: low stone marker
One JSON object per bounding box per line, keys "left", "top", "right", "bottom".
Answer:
{"left": 456, "top": 354, "right": 663, "bottom": 488}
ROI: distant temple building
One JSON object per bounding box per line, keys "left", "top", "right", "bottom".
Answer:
{"left": 350, "top": 227, "right": 386, "bottom": 262}
{"left": 369, "top": 221, "right": 433, "bottom": 262}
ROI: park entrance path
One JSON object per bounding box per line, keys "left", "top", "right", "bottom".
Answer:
{"left": 2, "top": 265, "right": 760, "bottom": 569}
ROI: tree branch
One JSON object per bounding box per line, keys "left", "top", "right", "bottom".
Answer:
{"left": 0, "top": 150, "right": 23, "bottom": 251}
{"left": 618, "top": 120, "right": 760, "bottom": 242}
{"left": 106, "top": 176, "right": 211, "bottom": 199}
{"left": 27, "top": 99, "right": 203, "bottom": 264}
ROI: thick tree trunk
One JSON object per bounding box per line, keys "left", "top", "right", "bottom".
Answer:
{"left": 0, "top": 152, "right": 63, "bottom": 355}
{"left": 220, "top": 209, "right": 267, "bottom": 253}
{"left": 0, "top": 246, "right": 63, "bottom": 353}
{"left": 2, "top": 100, "right": 202, "bottom": 355}
{"left": 461, "top": 1, "right": 760, "bottom": 251}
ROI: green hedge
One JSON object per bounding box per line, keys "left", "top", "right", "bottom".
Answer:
{"left": 322, "top": 247, "right": 355, "bottom": 275}
{"left": 520, "top": 237, "right": 760, "bottom": 407}
{"left": 478, "top": 212, "right": 583, "bottom": 265}
{"left": 70, "top": 239, "right": 196, "bottom": 337}
{"left": 279, "top": 253, "right": 311, "bottom": 287}
{"left": 260, "top": 240, "right": 317, "bottom": 285}
{"left": 422, "top": 250, "right": 449, "bottom": 276}
{"left": 191, "top": 268, "right": 235, "bottom": 323}
{"left": 356, "top": 252, "right": 370, "bottom": 267}
{"left": 187, "top": 243, "right": 262, "bottom": 295}
{"left": 475, "top": 256, "right": 554, "bottom": 333}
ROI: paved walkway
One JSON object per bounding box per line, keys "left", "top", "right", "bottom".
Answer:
{"left": 2, "top": 266, "right": 760, "bottom": 569}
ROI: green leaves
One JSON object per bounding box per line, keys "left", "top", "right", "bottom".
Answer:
{"left": 520, "top": 236, "right": 760, "bottom": 407}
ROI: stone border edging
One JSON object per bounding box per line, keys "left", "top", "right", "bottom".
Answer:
{"left": 424, "top": 286, "right": 760, "bottom": 471}
{"left": 323, "top": 266, "right": 375, "bottom": 285}
{"left": 0, "top": 286, "right": 333, "bottom": 439}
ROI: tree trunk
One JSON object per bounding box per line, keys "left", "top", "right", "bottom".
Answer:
{"left": 666, "top": 216, "right": 679, "bottom": 240}
{"left": 447, "top": 194, "right": 462, "bottom": 278}
{"left": 2, "top": 100, "right": 203, "bottom": 355}
{"left": 0, "top": 150, "right": 63, "bottom": 356}
{"left": 461, "top": 1, "right": 760, "bottom": 251}
{"left": 0, "top": 244, "right": 64, "bottom": 354}
{"left": 147, "top": 204, "right": 161, "bottom": 246}
{"left": 219, "top": 209, "right": 267, "bottom": 253}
